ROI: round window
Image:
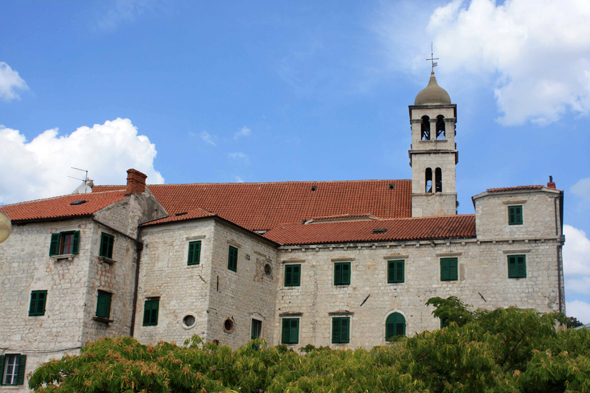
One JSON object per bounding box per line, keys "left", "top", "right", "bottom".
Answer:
{"left": 183, "top": 315, "right": 196, "bottom": 328}
{"left": 264, "top": 264, "right": 272, "bottom": 275}
{"left": 223, "top": 318, "right": 235, "bottom": 333}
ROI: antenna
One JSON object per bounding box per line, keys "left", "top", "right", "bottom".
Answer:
{"left": 71, "top": 167, "right": 89, "bottom": 182}
{"left": 426, "top": 42, "right": 439, "bottom": 72}
{"left": 70, "top": 167, "right": 93, "bottom": 194}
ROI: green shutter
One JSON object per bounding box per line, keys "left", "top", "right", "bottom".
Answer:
{"left": 0, "top": 355, "right": 4, "bottom": 385}
{"left": 334, "top": 263, "right": 342, "bottom": 285}
{"left": 143, "top": 299, "right": 159, "bottom": 326}
{"left": 285, "top": 265, "right": 300, "bottom": 287}
{"left": 332, "top": 318, "right": 340, "bottom": 344}
{"left": 450, "top": 259, "right": 458, "bottom": 280}
{"left": 509, "top": 205, "right": 523, "bottom": 225}
{"left": 441, "top": 258, "right": 458, "bottom": 281}
{"left": 72, "top": 231, "right": 80, "bottom": 255}
{"left": 508, "top": 256, "right": 516, "bottom": 278}
{"left": 49, "top": 233, "right": 61, "bottom": 256}
{"left": 188, "top": 241, "right": 201, "bottom": 265}
{"left": 29, "top": 291, "right": 47, "bottom": 316}
{"left": 341, "top": 318, "right": 350, "bottom": 343}
{"left": 388, "top": 260, "right": 404, "bottom": 284}
{"left": 29, "top": 292, "right": 38, "bottom": 317}
{"left": 517, "top": 255, "right": 526, "bottom": 278}
{"left": 96, "top": 291, "right": 111, "bottom": 319}
{"left": 385, "top": 321, "right": 395, "bottom": 340}
{"left": 228, "top": 246, "right": 238, "bottom": 272}
{"left": 290, "top": 319, "right": 299, "bottom": 344}
{"left": 441, "top": 259, "right": 449, "bottom": 281}
{"left": 387, "top": 261, "right": 394, "bottom": 283}
{"left": 293, "top": 265, "right": 300, "bottom": 286}
{"left": 508, "top": 255, "right": 526, "bottom": 278}
{"left": 281, "top": 319, "right": 289, "bottom": 343}
{"left": 397, "top": 260, "right": 404, "bottom": 283}
{"left": 15, "top": 355, "right": 26, "bottom": 385}
{"left": 385, "top": 313, "right": 406, "bottom": 339}
{"left": 100, "top": 233, "right": 115, "bottom": 258}
{"left": 342, "top": 263, "right": 350, "bottom": 285}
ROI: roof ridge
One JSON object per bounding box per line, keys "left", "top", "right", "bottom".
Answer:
{"left": 0, "top": 190, "right": 127, "bottom": 209}
{"left": 95, "top": 179, "right": 411, "bottom": 188}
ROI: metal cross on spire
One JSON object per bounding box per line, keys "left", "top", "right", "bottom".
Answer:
{"left": 426, "top": 42, "right": 439, "bottom": 72}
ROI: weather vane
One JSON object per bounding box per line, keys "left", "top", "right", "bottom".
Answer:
{"left": 426, "top": 42, "right": 439, "bottom": 72}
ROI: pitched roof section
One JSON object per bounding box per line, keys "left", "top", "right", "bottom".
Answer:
{"left": 486, "top": 185, "right": 544, "bottom": 193}
{"left": 264, "top": 214, "right": 476, "bottom": 245}
{"left": 95, "top": 179, "right": 411, "bottom": 231}
{"left": 0, "top": 191, "right": 128, "bottom": 223}
{"left": 142, "top": 207, "right": 215, "bottom": 226}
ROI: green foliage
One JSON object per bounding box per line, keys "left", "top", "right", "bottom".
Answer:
{"left": 30, "top": 298, "right": 590, "bottom": 393}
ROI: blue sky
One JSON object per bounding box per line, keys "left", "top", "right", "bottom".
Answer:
{"left": 1, "top": 0, "right": 589, "bottom": 322}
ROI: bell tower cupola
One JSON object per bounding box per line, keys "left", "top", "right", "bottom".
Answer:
{"left": 409, "top": 70, "right": 458, "bottom": 217}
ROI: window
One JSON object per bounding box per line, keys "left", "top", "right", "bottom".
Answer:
{"left": 284, "top": 264, "right": 301, "bottom": 287}
{"left": 440, "top": 258, "right": 458, "bottom": 281}
{"left": 99, "top": 233, "right": 115, "bottom": 259}
{"left": 435, "top": 168, "right": 442, "bottom": 193}
{"left": 29, "top": 290, "right": 47, "bottom": 317}
{"left": 440, "top": 316, "right": 449, "bottom": 329}
{"left": 387, "top": 260, "right": 405, "bottom": 283}
{"left": 508, "top": 205, "right": 523, "bottom": 225}
{"left": 385, "top": 313, "right": 406, "bottom": 340}
{"left": 425, "top": 168, "right": 433, "bottom": 193}
{"left": 281, "top": 318, "right": 299, "bottom": 344}
{"left": 421, "top": 115, "right": 430, "bottom": 140}
{"left": 228, "top": 246, "right": 238, "bottom": 272}
{"left": 143, "top": 298, "right": 159, "bottom": 326}
{"left": 436, "top": 115, "right": 445, "bottom": 140}
{"left": 251, "top": 319, "right": 262, "bottom": 340}
{"left": 508, "top": 255, "right": 527, "bottom": 279}
{"left": 0, "top": 354, "right": 26, "bottom": 385}
{"left": 334, "top": 262, "right": 351, "bottom": 285}
{"left": 49, "top": 231, "right": 80, "bottom": 256}
{"left": 332, "top": 317, "right": 350, "bottom": 344}
{"left": 96, "top": 291, "right": 112, "bottom": 319}
{"left": 187, "top": 241, "right": 201, "bottom": 266}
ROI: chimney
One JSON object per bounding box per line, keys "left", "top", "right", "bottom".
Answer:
{"left": 126, "top": 169, "right": 147, "bottom": 195}
{"left": 547, "top": 175, "right": 556, "bottom": 190}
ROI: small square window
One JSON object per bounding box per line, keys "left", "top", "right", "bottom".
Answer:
{"left": 332, "top": 317, "right": 350, "bottom": 344}
{"left": 143, "top": 298, "right": 160, "bottom": 326}
{"left": 228, "top": 246, "right": 238, "bottom": 272}
{"left": 387, "top": 260, "right": 405, "bottom": 283}
{"left": 99, "top": 233, "right": 115, "bottom": 259}
{"left": 281, "top": 318, "right": 299, "bottom": 344}
{"left": 508, "top": 205, "right": 523, "bottom": 225}
{"left": 1, "top": 354, "right": 26, "bottom": 385}
{"left": 508, "top": 255, "right": 527, "bottom": 278}
{"left": 440, "top": 258, "right": 458, "bottom": 281}
{"left": 284, "top": 264, "right": 301, "bottom": 287}
{"left": 96, "top": 291, "right": 112, "bottom": 319}
{"left": 334, "top": 262, "right": 351, "bottom": 285}
{"left": 188, "top": 241, "right": 201, "bottom": 266}
{"left": 29, "top": 290, "right": 47, "bottom": 317}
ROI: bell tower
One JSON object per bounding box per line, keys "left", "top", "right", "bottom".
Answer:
{"left": 409, "top": 71, "right": 458, "bottom": 217}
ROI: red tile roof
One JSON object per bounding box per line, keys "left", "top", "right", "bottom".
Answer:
{"left": 486, "top": 185, "right": 544, "bottom": 193}
{"left": 0, "top": 191, "right": 128, "bottom": 223}
{"left": 142, "top": 207, "right": 214, "bottom": 226}
{"left": 95, "top": 179, "right": 412, "bottom": 231}
{"left": 263, "top": 214, "right": 476, "bottom": 245}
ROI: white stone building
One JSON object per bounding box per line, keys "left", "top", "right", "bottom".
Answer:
{"left": 0, "top": 73, "right": 565, "bottom": 390}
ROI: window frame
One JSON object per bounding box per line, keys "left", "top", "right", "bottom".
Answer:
{"left": 49, "top": 230, "right": 80, "bottom": 256}
{"left": 29, "top": 290, "right": 47, "bottom": 317}
{"left": 251, "top": 319, "right": 262, "bottom": 340}
{"left": 331, "top": 317, "right": 350, "bottom": 344}
{"left": 143, "top": 298, "right": 160, "bottom": 326}
{"left": 284, "top": 264, "right": 301, "bottom": 287}
{"left": 508, "top": 254, "right": 527, "bottom": 279}
{"left": 99, "top": 232, "right": 115, "bottom": 259}
{"left": 440, "top": 257, "right": 459, "bottom": 281}
{"left": 187, "top": 241, "right": 202, "bottom": 266}
{"left": 508, "top": 205, "right": 523, "bottom": 226}
{"left": 227, "top": 246, "right": 238, "bottom": 272}
{"left": 95, "top": 291, "right": 112, "bottom": 320}
{"left": 0, "top": 354, "right": 27, "bottom": 385}
{"left": 281, "top": 318, "right": 299, "bottom": 345}
{"left": 387, "top": 260, "right": 405, "bottom": 284}
{"left": 334, "top": 262, "right": 351, "bottom": 286}
{"left": 385, "top": 312, "right": 406, "bottom": 340}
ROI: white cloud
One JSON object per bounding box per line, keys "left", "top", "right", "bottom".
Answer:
{"left": 0, "top": 62, "right": 28, "bottom": 101}
{"left": 0, "top": 118, "right": 164, "bottom": 204}
{"left": 572, "top": 178, "right": 590, "bottom": 202}
{"left": 228, "top": 152, "right": 248, "bottom": 160}
{"left": 566, "top": 300, "right": 590, "bottom": 324}
{"left": 200, "top": 131, "right": 216, "bottom": 146}
{"left": 377, "top": 0, "right": 590, "bottom": 125}
{"left": 428, "top": 0, "right": 590, "bottom": 125}
{"left": 95, "top": 0, "right": 157, "bottom": 32}
{"left": 234, "top": 126, "right": 251, "bottom": 139}
{"left": 563, "top": 225, "right": 590, "bottom": 277}
{"left": 566, "top": 277, "right": 590, "bottom": 296}
{"left": 234, "top": 176, "right": 244, "bottom": 183}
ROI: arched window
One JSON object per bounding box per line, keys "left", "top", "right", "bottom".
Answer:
{"left": 425, "top": 168, "right": 433, "bottom": 193}
{"left": 385, "top": 312, "right": 406, "bottom": 340}
{"left": 435, "top": 168, "right": 442, "bottom": 193}
{"left": 421, "top": 116, "right": 430, "bottom": 140}
{"left": 436, "top": 115, "right": 445, "bottom": 140}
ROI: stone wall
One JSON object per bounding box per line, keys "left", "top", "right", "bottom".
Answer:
{"left": 272, "top": 237, "right": 561, "bottom": 350}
